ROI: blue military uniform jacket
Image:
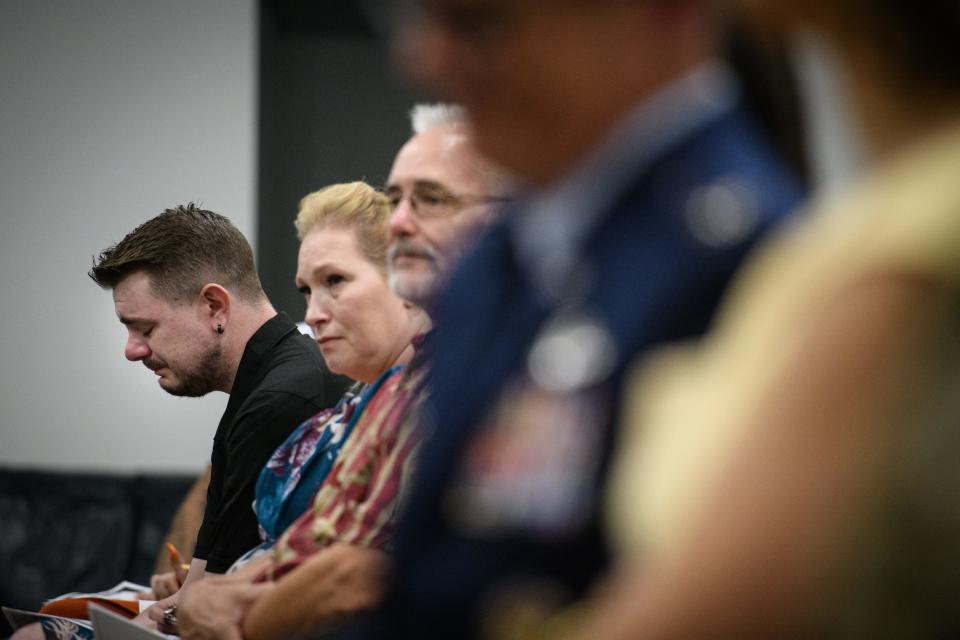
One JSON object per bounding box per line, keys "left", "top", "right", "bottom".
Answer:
{"left": 373, "top": 102, "right": 803, "bottom": 638}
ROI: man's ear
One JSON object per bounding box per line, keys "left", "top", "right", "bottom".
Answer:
{"left": 198, "top": 283, "right": 231, "bottom": 329}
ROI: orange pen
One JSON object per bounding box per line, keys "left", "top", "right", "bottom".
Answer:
{"left": 166, "top": 543, "right": 191, "bottom": 572}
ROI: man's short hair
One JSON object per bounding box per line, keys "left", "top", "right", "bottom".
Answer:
{"left": 408, "top": 102, "right": 512, "bottom": 197}
{"left": 89, "top": 203, "right": 266, "bottom": 304}
{"left": 410, "top": 103, "right": 467, "bottom": 135}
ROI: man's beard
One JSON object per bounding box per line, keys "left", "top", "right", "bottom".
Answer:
{"left": 151, "top": 343, "right": 228, "bottom": 397}
{"left": 388, "top": 239, "right": 443, "bottom": 306}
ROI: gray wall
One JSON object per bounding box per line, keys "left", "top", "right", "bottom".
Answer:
{"left": 0, "top": 0, "right": 256, "bottom": 472}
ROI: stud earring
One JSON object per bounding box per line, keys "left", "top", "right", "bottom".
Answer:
{"left": 216, "top": 324, "right": 224, "bottom": 335}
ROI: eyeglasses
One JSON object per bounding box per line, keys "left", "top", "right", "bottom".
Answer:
{"left": 385, "top": 183, "right": 511, "bottom": 219}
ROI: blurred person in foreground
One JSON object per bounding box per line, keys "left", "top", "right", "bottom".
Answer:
{"left": 563, "top": 1, "right": 960, "bottom": 638}
{"left": 348, "top": 1, "right": 801, "bottom": 637}
{"left": 11, "top": 205, "right": 339, "bottom": 640}
{"left": 171, "top": 105, "right": 509, "bottom": 640}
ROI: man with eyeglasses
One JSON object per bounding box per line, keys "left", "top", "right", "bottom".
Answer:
{"left": 385, "top": 103, "right": 510, "bottom": 309}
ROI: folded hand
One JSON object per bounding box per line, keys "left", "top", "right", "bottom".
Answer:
{"left": 178, "top": 577, "right": 275, "bottom": 640}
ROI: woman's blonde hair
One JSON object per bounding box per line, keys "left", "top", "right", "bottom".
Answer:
{"left": 295, "top": 181, "right": 392, "bottom": 271}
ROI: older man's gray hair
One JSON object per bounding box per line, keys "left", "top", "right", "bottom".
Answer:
{"left": 409, "top": 103, "right": 467, "bottom": 135}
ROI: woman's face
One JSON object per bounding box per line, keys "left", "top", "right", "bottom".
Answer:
{"left": 296, "top": 226, "right": 415, "bottom": 383}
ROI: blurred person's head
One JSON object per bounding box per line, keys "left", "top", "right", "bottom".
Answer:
{"left": 733, "top": 0, "right": 960, "bottom": 154}
{"left": 296, "top": 181, "right": 426, "bottom": 383}
{"left": 386, "top": 103, "right": 509, "bottom": 307}
{"left": 393, "top": 0, "right": 716, "bottom": 185}
{"left": 90, "top": 204, "right": 273, "bottom": 396}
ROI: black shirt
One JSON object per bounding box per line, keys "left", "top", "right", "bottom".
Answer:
{"left": 193, "top": 312, "right": 349, "bottom": 573}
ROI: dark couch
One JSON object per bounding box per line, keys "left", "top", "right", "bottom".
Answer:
{"left": 0, "top": 468, "right": 195, "bottom": 635}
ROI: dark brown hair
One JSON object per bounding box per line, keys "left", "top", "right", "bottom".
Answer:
{"left": 740, "top": 1, "right": 960, "bottom": 96}
{"left": 89, "top": 203, "right": 266, "bottom": 304}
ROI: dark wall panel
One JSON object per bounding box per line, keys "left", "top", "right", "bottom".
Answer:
{"left": 257, "top": 0, "right": 418, "bottom": 319}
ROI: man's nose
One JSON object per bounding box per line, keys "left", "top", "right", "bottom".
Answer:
{"left": 125, "top": 334, "right": 150, "bottom": 362}
{"left": 388, "top": 196, "right": 419, "bottom": 239}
